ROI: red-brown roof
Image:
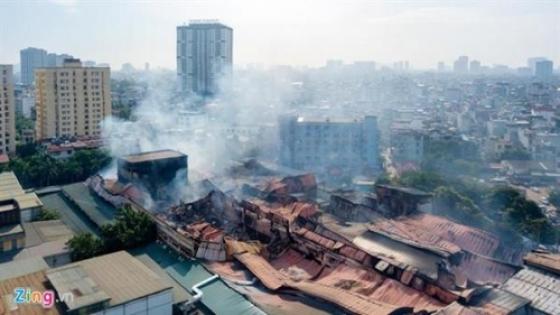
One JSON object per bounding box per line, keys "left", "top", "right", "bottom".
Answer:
{"left": 523, "top": 251, "right": 560, "bottom": 275}
{"left": 316, "top": 264, "right": 444, "bottom": 312}
{"left": 390, "top": 213, "right": 501, "bottom": 258}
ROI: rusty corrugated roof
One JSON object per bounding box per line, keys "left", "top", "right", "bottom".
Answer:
{"left": 234, "top": 252, "right": 403, "bottom": 315}
{"left": 523, "top": 251, "right": 560, "bottom": 275}
{"left": 234, "top": 252, "right": 286, "bottom": 290}
{"left": 502, "top": 267, "right": 560, "bottom": 315}
{"left": 395, "top": 213, "right": 501, "bottom": 259}
{"left": 369, "top": 218, "right": 461, "bottom": 257}
{"left": 451, "top": 253, "right": 518, "bottom": 285}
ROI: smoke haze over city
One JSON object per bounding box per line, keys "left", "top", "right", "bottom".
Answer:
{"left": 1, "top": 0, "right": 559, "bottom": 69}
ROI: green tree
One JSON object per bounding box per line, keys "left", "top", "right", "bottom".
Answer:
{"left": 67, "top": 233, "right": 104, "bottom": 261}
{"left": 398, "top": 170, "right": 446, "bottom": 192}
{"left": 432, "top": 186, "right": 490, "bottom": 229}
{"left": 34, "top": 208, "right": 60, "bottom": 221}
{"left": 101, "top": 205, "right": 156, "bottom": 251}
{"left": 6, "top": 149, "right": 111, "bottom": 188}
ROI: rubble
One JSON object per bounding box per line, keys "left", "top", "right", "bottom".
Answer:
{"left": 85, "top": 156, "right": 546, "bottom": 314}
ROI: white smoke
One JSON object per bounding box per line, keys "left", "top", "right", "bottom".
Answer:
{"left": 101, "top": 67, "right": 302, "bottom": 177}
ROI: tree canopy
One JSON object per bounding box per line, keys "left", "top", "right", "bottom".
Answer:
{"left": 4, "top": 149, "right": 111, "bottom": 188}
{"left": 66, "top": 205, "right": 156, "bottom": 261}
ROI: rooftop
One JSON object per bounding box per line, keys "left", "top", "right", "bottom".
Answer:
{"left": 0, "top": 256, "right": 49, "bottom": 282}
{"left": 523, "top": 250, "right": 560, "bottom": 275}
{"left": 119, "top": 149, "right": 187, "bottom": 164}
{"left": 502, "top": 267, "right": 560, "bottom": 315}
{"left": 0, "top": 270, "right": 63, "bottom": 314}
{"left": 0, "top": 172, "right": 43, "bottom": 209}
{"left": 0, "top": 224, "right": 24, "bottom": 238}
{"left": 46, "top": 251, "right": 172, "bottom": 311}
{"left": 22, "top": 220, "right": 74, "bottom": 247}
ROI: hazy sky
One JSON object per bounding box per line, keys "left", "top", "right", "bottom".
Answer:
{"left": 1, "top": 0, "right": 558, "bottom": 70}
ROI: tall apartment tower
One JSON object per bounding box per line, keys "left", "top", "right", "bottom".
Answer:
{"left": 35, "top": 59, "right": 111, "bottom": 141}
{"left": 0, "top": 65, "right": 16, "bottom": 155}
{"left": 453, "top": 56, "right": 469, "bottom": 74}
{"left": 535, "top": 60, "right": 553, "bottom": 80}
{"left": 20, "top": 47, "right": 48, "bottom": 86}
{"left": 177, "top": 21, "right": 233, "bottom": 96}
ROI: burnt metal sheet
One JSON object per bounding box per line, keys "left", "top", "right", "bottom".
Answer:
{"left": 354, "top": 231, "right": 441, "bottom": 280}
{"left": 523, "top": 251, "right": 560, "bottom": 275}
{"left": 502, "top": 267, "right": 560, "bottom": 315}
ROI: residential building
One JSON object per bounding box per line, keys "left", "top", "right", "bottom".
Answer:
{"left": 279, "top": 115, "right": 380, "bottom": 179}
{"left": 47, "top": 53, "right": 73, "bottom": 67}
{"left": 535, "top": 60, "right": 553, "bottom": 80}
{"left": 469, "top": 60, "right": 481, "bottom": 73}
{"left": 177, "top": 21, "right": 233, "bottom": 96}
{"left": 391, "top": 128, "right": 425, "bottom": 165}
{"left": 35, "top": 59, "right": 111, "bottom": 141}
{"left": 453, "top": 56, "right": 469, "bottom": 74}
{"left": 0, "top": 172, "right": 43, "bottom": 222}
{"left": 20, "top": 47, "right": 47, "bottom": 85}
{"left": 0, "top": 65, "right": 16, "bottom": 155}
{"left": 527, "top": 57, "right": 547, "bottom": 73}
{"left": 0, "top": 199, "right": 25, "bottom": 253}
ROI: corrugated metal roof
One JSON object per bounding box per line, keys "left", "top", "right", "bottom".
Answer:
{"left": 47, "top": 251, "right": 172, "bottom": 310}
{"left": 468, "top": 288, "right": 530, "bottom": 314}
{"left": 120, "top": 149, "right": 186, "bottom": 163}
{"left": 0, "top": 224, "right": 24, "bottom": 237}
{"left": 369, "top": 218, "right": 461, "bottom": 257}
{"left": 434, "top": 302, "right": 481, "bottom": 315}
{"left": 22, "top": 220, "right": 74, "bottom": 247}
{"left": 0, "top": 270, "right": 63, "bottom": 314}
{"left": 235, "top": 252, "right": 286, "bottom": 290}
{"left": 0, "top": 172, "right": 42, "bottom": 210}
{"left": 0, "top": 257, "right": 49, "bottom": 281}
{"left": 395, "top": 213, "right": 502, "bottom": 259}
{"left": 234, "top": 252, "right": 418, "bottom": 315}
{"left": 523, "top": 251, "right": 560, "bottom": 275}
{"left": 292, "top": 281, "right": 401, "bottom": 315}
{"left": 315, "top": 263, "right": 444, "bottom": 312}
{"left": 451, "top": 253, "right": 518, "bottom": 285}
{"left": 353, "top": 231, "right": 442, "bottom": 280}
{"left": 502, "top": 267, "right": 560, "bottom": 315}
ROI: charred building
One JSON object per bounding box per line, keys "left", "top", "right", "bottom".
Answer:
{"left": 117, "top": 150, "right": 188, "bottom": 200}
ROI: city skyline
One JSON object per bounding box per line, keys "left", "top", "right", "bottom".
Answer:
{"left": 1, "top": 0, "right": 559, "bottom": 70}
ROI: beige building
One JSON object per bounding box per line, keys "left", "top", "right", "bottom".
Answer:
{"left": 35, "top": 59, "right": 111, "bottom": 141}
{"left": 0, "top": 65, "right": 16, "bottom": 155}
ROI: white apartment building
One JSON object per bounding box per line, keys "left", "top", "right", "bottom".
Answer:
{"left": 35, "top": 59, "right": 111, "bottom": 141}
{"left": 177, "top": 21, "right": 233, "bottom": 96}
{"left": 0, "top": 65, "right": 16, "bottom": 155}
{"left": 280, "top": 115, "right": 380, "bottom": 179}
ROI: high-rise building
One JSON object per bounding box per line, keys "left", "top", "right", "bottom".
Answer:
{"left": 279, "top": 115, "right": 380, "bottom": 179}
{"left": 46, "top": 53, "right": 73, "bottom": 67}
{"left": 527, "top": 57, "right": 547, "bottom": 73}
{"left": 453, "top": 56, "right": 469, "bottom": 74}
{"left": 0, "top": 65, "right": 16, "bottom": 155}
{"left": 177, "top": 21, "right": 233, "bottom": 96}
{"left": 437, "top": 61, "right": 445, "bottom": 72}
{"left": 469, "top": 60, "right": 481, "bottom": 73}
{"left": 35, "top": 59, "right": 111, "bottom": 141}
{"left": 20, "top": 47, "right": 47, "bottom": 85}
{"left": 535, "top": 60, "right": 553, "bottom": 80}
